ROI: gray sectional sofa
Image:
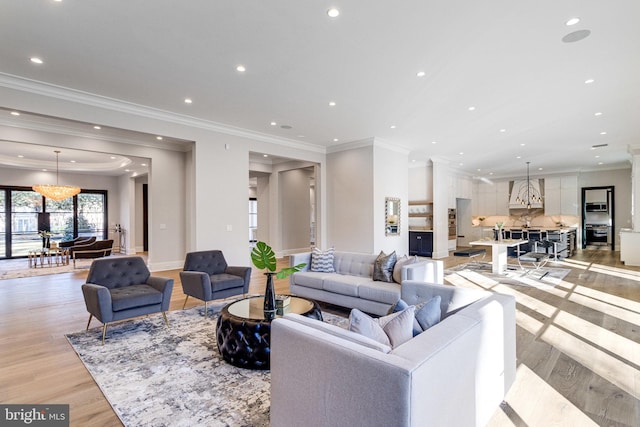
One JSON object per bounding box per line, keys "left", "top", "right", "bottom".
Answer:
{"left": 289, "top": 250, "right": 444, "bottom": 316}
{"left": 271, "top": 281, "right": 517, "bottom": 427}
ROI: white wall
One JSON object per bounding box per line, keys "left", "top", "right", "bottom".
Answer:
{"left": 373, "top": 142, "right": 409, "bottom": 256}
{"left": 280, "top": 168, "right": 313, "bottom": 252}
{"left": 327, "top": 144, "right": 374, "bottom": 252}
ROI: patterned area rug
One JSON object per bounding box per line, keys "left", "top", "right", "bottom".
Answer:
{"left": 445, "top": 262, "right": 571, "bottom": 288}
{"left": 66, "top": 302, "right": 347, "bottom": 427}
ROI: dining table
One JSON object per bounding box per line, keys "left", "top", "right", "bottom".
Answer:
{"left": 469, "top": 239, "right": 528, "bottom": 274}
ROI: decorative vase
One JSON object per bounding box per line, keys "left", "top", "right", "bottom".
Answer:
{"left": 263, "top": 272, "right": 276, "bottom": 319}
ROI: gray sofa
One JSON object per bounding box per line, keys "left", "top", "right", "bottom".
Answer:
{"left": 289, "top": 250, "right": 444, "bottom": 315}
{"left": 271, "top": 281, "right": 516, "bottom": 427}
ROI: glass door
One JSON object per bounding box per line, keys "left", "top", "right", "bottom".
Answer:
{"left": 10, "top": 190, "right": 43, "bottom": 257}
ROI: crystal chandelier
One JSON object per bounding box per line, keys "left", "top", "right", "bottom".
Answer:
{"left": 514, "top": 161, "right": 542, "bottom": 209}
{"left": 32, "top": 150, "right": 81, "bottom": 201}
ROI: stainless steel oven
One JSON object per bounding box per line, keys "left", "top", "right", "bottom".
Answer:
{"left": 585, "top": 224, "right": 610, "bottom": 245}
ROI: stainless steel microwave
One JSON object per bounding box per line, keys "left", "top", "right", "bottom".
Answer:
{"left": 586, "top": 202, "right": 607, "bottom": 212}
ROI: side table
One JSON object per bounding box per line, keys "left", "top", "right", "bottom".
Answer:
{"left": 216, "top": 295, "right": 322, "bottom": 370}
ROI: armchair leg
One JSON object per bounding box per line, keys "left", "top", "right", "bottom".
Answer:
{"left": 182, "top": 295, "right": 189, "bottom": 310}
{"left": 162, "top": 311, "right": 169, "bottom": 327}
{"left": 204, "top": 301, "right": 208, "bottom": 317}
{"left": 86, "top": 314, "right": 93, "bottom": 331}
{"left": 101, "top": 323, "right": 108, "bottom": 345}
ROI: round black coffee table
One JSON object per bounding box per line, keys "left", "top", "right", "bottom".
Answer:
{"left": 216, "top": 295, "right": 322, "bottom": 370}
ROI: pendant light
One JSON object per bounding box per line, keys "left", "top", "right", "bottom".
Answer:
{"left": 32, "top": 150, "right": 81, "bottom": 201}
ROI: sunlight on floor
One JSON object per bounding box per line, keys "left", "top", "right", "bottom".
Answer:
{"left": 588, "top": 264, "right": 640, "bottom": 282}
{"left": 494, "top": 284, "right": 640, "bottom": 399}
{"left": 498, "top": 364, "right": 599, "bottom": 427}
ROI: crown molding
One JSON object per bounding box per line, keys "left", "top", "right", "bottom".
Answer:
{"left": 0, "top": 73, "right": 326, "bottom": 154}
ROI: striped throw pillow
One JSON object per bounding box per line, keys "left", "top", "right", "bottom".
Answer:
{"left": 310, "top": 247, "right": 335, "bottom": 272}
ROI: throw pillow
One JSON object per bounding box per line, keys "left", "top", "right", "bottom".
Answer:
{"left": 392, "top": 254, "right": 418, "bottom": 283}
{"left": 373, "top": 250, "right": 397, "bottom": 282}
{"left": 310, "top": 247, "right": 335, "bottom": 273}
{"left": 415, "top": 295, "right": 442, "bottom": 331}
{"left": 388, "top": 296, "right": 442, "bottom": 336}
{"left": 349, "top": 306, "right": 415, "bottom": 348}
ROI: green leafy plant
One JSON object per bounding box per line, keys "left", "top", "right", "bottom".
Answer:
{"left": 250, "top": 241, "right": 306, "bottom": 279}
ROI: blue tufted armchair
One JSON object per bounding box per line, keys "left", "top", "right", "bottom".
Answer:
{"left": 81, "top": 256, "right": 174, "bottom": 344}
{"left": 179, "top": 250, "right": 251, "bottom": 317}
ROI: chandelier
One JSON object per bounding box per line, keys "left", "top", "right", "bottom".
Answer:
{"left": 32, "top": 150, "right": 81, "bottom": 201}
{"left": 514, "top": 161, "right": 542, "bottom": 209}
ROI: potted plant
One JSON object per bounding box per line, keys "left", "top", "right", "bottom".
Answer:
{"left": 250, "top": 241, "right": 306, "bottom": 318}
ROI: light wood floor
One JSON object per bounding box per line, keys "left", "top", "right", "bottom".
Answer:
{"left": 0, "top": 250, "right": 638, "bottom": 426}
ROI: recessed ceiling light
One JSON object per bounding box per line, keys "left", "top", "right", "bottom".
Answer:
{"left": 468, "top": 106, "right": 476, "bottom": 111}
{"left": 459, "top": 152, "right": 464, "bottom": 155}
{"left": 184, "top": 98, "right": 192, "bottom": 104}
{"left": 390, "top": 125, "right": 396, "bottom": 129}
{"left": 141, "top": 163, "right": 147, "bottom": 166}
{"left": 329, "top": 101, "right": 336, "bottom": 107}
{"left": 270, "top": 122, "right": 277, "bottom": 126}
{"left": 17, "top": 155, "right": 24, "bottom": 158}
{"left": 565, "top": 17, "right": 580, "bottom": 26}
{"left": 327, "top": 8, "right": 340, "bottom": 18}
{"left": 431, "top": 141, "right": 437, "bottom": 144}
{"left": 477, "top": 168, "right": 481, "bottom": 172}
{"left": 236, "top": 65, "right": 246, "bottom": 72}
{"left": 598, "top": 162, "right": 603, "bottom": 165}
{"left": 110, "top": 156, "right": 117, "bottom": 159}
{"left": 600, "top": 131, "right": 607, "bottom": 135}
{"left": 594, "top": 112, "right": 603, "bottom": 116}
{"left": 499, "top": 129, "right": 506, "bottom": 133}
{"left": 516, "top": 156, "right": 521, "bottom": 159}
{"left": 459, "top": 163, "right": 464, "bottom": 166}
{"left": 263, "top": 154, "right": 268, "bottom": 158}
{"left": 520, "top": 143, "right": 526, "bottom": 146}
{"left": 297, "top": 135, "right": 305, "bottom": 138}
{"left": 416, "top": 71, "right": 426, "bottom": 78}
{"left": 10, "top": 111, "right": 20, "bottom": 116}
{"left": 489, "top": 172, "right": 494, "bottom": 176}
{"left": 125, "top": 169, "right": 130, "bottom": 172}
{"left": 69, "top": 160, "right": 76, "bottom": 163}
{"left": 595, "top": 155, "right": 600, "bottom": 158}
{"left": 333, "top": 138, "right": 339, "bottom": 142}
{"left": 93, "top": 125, "right": 101, "bottom": 130}
{"left": 42, "top": 169, "right": 47, "bottom": 172}
{"left": 156, "top": 136, "right": 163, "bottom": 140}
{"left": 584, "top": 78, "right": 595, "bottom": 84}
{"left": 538, "top": 168, "right": 543, "bottom": 171}
{"left": 562, "top": 29, "right": 591, "bottom": 43}
{"left": 30, "top": 57, "right": 43, "bottom": 64}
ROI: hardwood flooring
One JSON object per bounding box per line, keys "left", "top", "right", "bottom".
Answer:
{"left": 0, "top": 250, "right": 637, "bottom": 426}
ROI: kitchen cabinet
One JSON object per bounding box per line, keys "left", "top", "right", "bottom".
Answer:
{"left": 472, "top": 181, "right": 509, "bottom": 216}
{"left": 545, "top": 176, "right": 578, "bottom": 215}
{"left": 409, "top": 231, "right": 433, "bottom": 257}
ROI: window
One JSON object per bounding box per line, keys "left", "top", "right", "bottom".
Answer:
{"left": 0, "top": 187, "right": 107, "bottom": 258}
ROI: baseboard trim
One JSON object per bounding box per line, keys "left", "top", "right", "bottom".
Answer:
{"left": 148, "top": 260, "right": 183, "bottom": 272}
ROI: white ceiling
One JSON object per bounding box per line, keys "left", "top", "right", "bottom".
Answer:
{"left": 1, "top": 1, "right": 639, "bottom": 179}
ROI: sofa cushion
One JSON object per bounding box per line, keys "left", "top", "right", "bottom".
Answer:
{"left": 373, "top": 251, "right": 397, "bottom": 282}
{"left": 358, "top": 280, "right": 401, "bottom": 305}
{"left": 323, "top": 274, "right": 370, "bottom": 297}
{"left": 392, "top": 254, "right": 418, "bottom": 283}
{"left": 333, "top": 252, "right": 377, "bottom": 277}
{"left": 110, "top": 284, "right": 163, "bottom": 311}
{"left": 310, "top": 247, "right": 335, "bottom": 273}
{"left": 210, "top": 273, "right": 245, "bottom": 291}
{"left": 349, "top": 307, "right": 415, "bottom": 348}
{"left": 291, "top": 271, "right": 329, "bottom": 290}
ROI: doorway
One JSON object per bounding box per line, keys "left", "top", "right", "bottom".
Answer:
{"left": 582, "top": 186, "right": 614, "bottom": 250}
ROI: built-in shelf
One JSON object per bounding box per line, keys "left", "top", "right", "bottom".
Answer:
{"left": 408, "top": 200, "right": 433, "bottom": 228}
